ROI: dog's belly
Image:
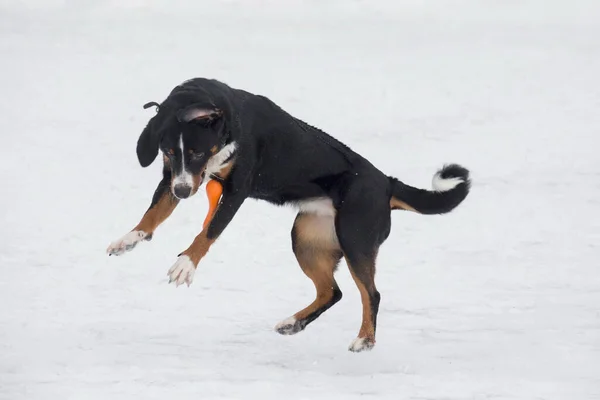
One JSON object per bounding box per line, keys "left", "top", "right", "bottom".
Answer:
{"left": 294, "top": 197, "right": 336, "bottom": 217}
{"left": 250, "top": 185, "right": 328, "bottom": 206}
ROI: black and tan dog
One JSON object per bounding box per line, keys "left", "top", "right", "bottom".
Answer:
{"left": 107, "top": 78, "right": 471, "bottom": 352}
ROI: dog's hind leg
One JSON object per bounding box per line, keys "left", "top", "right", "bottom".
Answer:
{"left": 343, "top": 253, "right": 381, "bottom": 352}
{"left": 275, "top": 212, "right": 343, "bottom": 335}
{"left": 335, "top": 179, "right": 391, "bottom": 352}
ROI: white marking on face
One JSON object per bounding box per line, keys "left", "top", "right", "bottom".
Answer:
{"left": 172, "top": 134, "right": 194, "bottom": 191}
{"left": 205, "top": 141, "right": 238, "bottom": 177}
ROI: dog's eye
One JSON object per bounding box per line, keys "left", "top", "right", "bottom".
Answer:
{"left": 190, "top": 152, "right": 205, "bottom": 160}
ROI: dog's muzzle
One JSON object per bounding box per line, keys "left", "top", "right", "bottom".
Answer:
{"left": 173, "top": 184, "right": 192, "bottom": 199}
{"left": 171, "top": 170, "right": 207, "bottom": 199}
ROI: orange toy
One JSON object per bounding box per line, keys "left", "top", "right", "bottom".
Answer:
{"left": 203, "top": 179, "right": 223, "bottom": 229}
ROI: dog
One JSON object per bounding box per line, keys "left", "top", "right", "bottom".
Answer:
{"left": 107, "top": 78, "right": 471, "bottom": 352}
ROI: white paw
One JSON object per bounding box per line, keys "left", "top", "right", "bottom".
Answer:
{"left": 348, "top": 337, "right": 375, "bottom": 353}
{"left": 274, "top": 316, "right": 303, "bottom": 335}
{"left": 167, "top": 255, "right": 196, "bottom": 287}
{"left": 107, "top": 230, "right": 148, "bottom": 256}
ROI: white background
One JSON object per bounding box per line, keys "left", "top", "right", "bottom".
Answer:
{"left": 1, "top": 1, "right": 599, "bottom": 399}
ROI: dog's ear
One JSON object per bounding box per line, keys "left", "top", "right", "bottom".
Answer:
{"left": 136, "top": 122, "right": 159, "bottom": 167}
{"left": 136, "top": 101, "right": 164, "bottom": 167}
{"left": 178, "top": 104, "right": 223, "bottom": 125}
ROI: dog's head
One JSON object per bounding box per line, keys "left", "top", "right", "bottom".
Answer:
{"left": 136, "top": 102, "right": 226, "bottom": 199}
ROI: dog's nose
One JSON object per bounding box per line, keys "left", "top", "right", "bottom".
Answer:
{"left": 173, "top": 184, "right": 192, "bottom": 199}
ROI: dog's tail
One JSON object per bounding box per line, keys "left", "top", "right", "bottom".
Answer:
{"left": 388, "top": 164, "right": 471, "bottom": 215}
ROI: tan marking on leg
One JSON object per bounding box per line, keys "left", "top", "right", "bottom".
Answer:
{"left": 294, "top": 213, "right": 339, "bottom": 250}
{"left": 292, "top": 213, "right": 342, "bottom": 321}
{"left": 390, "top": 196, "right": 418, "bottom": 212}
{"left": 181, "top": 230, "right": 216, "bottom": 265}
{"left": 348, "top": 266, "right": 375, "bottom": 340}
{"left": 133, "top": 192, "right": 178, "bottom": 234}
{"left": 293, "top": 248, "right": 341, "bottom": 321}
{"left": 345, "top": 255, "right": 379, "bottom": 342}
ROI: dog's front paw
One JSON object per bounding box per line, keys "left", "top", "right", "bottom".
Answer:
{"left": 107, "top": 230, "right": 149, "bottom": 256}
{"left": 167, "top": 255, "right": 196, "bottom": 287}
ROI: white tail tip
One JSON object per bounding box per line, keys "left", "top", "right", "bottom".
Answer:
{"left": 432, "top": 173, "right": 464, "bottom": 192}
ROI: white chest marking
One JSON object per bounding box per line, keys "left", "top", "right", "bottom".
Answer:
{"left": 205, "top": 142, "right": 238, "bottom": 177}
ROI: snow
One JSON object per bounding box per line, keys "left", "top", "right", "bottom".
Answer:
{"left": 1, "top": 0, "right": 599, "bottom": 399}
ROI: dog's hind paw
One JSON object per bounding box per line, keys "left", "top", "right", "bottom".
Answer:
{"left": 274, "top": 316, "right": 306, "bottom": 335}
{"left": 107, "top": 230, "right": 149, "bottom": 256}
{"left": 167, "top": 255, "right": 196, "bottom": 287}
{"left": 348, "top": 337, "right": 375, "bottom": 353}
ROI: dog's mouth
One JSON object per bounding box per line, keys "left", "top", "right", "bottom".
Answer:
{"left": 192, "top": 171, "right": 206, "bottom": 193}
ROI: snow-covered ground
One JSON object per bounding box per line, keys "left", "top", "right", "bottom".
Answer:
{"left": 1, "top": 1, "right": 599, "bottom": 399}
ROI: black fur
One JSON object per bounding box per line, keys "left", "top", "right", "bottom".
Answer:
{"left": 137, "top": 78, "right": 471, "bottom": 219}
{"left": 389, "top": 164, "right": 471, "bottom": 215}
{"left": 132, "top": 78, "right": 471, "bottom": 349}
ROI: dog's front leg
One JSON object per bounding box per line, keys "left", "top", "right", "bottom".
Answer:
{"left": 107, "top": 166, "right": 179, "bottom": 256}
{"left": 167, "top": 180, "right": 249, "bottom": 287}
